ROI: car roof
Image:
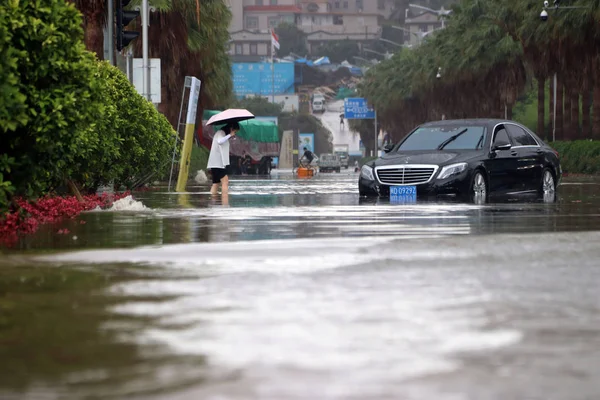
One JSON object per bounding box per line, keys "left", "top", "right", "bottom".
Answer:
{"left": 419, "top": 119, "right": 515, "bottom": 127}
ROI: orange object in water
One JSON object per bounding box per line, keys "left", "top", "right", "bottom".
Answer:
{"left": 297, "top": 167, "right": 314, "bottom": 177}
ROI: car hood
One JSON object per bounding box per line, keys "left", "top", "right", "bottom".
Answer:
{"left": 373, "top": 150, "right": 478, "bottom": 167}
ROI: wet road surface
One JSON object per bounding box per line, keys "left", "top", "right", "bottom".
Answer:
{"left": 1, "top": 170, "right": 599, "bottom": 400}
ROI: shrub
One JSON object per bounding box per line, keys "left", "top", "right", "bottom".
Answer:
{"left": 0, "top": 0, "right": 104, "bottom": 203}
{"left": 0, "top": 1, "right": 177, "bottom": 213}
{"left": 550, "top": 141, "right": 600, "bottom": 175}
{"left": 88, "top": 63, "right": 176, "bottom": 189}
{"left": 189, "top": 145, "right": 210, "bottom": 176}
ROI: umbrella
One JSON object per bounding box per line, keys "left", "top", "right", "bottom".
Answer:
{"left": 206, "top": 109, "right": 254, "bottom": 126}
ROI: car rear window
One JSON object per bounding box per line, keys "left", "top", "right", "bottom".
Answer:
{"left": 397, "top": 125, "right": 487, "bottom": 151}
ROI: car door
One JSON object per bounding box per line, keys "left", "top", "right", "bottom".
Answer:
{"left": 506, "top": 123, "right": 543, "bottom": 192}
{"left": 485, "top": 125, "right": 520, "bottom": 195}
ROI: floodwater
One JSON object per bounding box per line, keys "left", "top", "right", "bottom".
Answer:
{"left": 1, "top": 170, "right": 599, "bottom": 400}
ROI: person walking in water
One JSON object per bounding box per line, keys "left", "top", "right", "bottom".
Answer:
{"left": 208, "top": 122, "right": 240, "bottom": 195}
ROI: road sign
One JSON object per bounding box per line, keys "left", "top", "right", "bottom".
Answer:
{"left": 133, "top": 58, "right": 161, "bottom": 103}
{"left": 344, "top": 97, "right": 375, "bottom": 119}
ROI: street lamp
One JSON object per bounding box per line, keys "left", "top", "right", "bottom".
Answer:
{"left": 378, "top": 37, "right": 404, "bottom": 48}
{"left": 363, "top": 48, "right": 393, "bottom": 60}
{"left": 352, "top": 56, "right": 377, "bottom": 66}
{"left": 408, "top": 4, "right": 451, "bottom": 28}
{"left": 390, "top": 25, "right": 439, "bottom": 46}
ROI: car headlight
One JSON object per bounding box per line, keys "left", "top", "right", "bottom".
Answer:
{"left": 360, "top": 165, "right": 375, "bottom": 181}
{"left": 437, "top": 162, "right": 467, "bottom": 180}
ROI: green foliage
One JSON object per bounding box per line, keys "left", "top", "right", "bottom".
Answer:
{"left": 550, "top": 141, "right": 600, "bottom": 175}
{"left": 0, "top": 0, "right": 177, "bottom": 212}
{"left": 89, "top": 63, "right": 176, "bottom": 189}
{"left": 314, "top": 40, "right": 360, "bottom": 64}
{"left": 349, "top": 119, "right": 379, "bottom": 154}
{"left": 0, "top": 0, "right": 105, "bottom": 203}
{"left": 233, "top": 96, "right": 284, "bottom": 117}
{"left": 275, "top": 22, "right": 308, "bottom": 57}
{"left": 511, "top": 84, "right": 538, "bottom": 133}
{"left": 189, "top": 145, "right": 210, "bottom": 175}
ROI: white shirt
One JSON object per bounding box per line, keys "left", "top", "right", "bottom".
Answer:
{"left": 207, "top": 130, "right": 233, "bottom": 169}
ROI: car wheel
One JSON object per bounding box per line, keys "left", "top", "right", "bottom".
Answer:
{"left": 540, "top": 168, "right": 556, "bottom": 203}
{"left": 470, "top": 171, "right": 487, "bottom": 204}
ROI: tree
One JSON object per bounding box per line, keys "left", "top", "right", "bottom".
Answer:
{"left": 70, "top": 0, "right": 106, "bottom": 59}
{"left": 132, "top": 0, "right": 233, "bottom": 128}
{"left": 348, "top": 119, "right": 379, "bottom": 156}
{"left": 314, "top": 40, "right": 360, "bottom": 64}
{"left": 233, "top": 96, "right": 284, "bottom": 117}
{"left": 275, "top": 22, "right": 308, "bottom": 57}
{"left": 0, "top": 0, "right": 106, "bottom": 201}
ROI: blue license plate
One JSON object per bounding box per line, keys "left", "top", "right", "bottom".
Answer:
{"left": 390, "top": 186, "right": 417, "bottom": 203}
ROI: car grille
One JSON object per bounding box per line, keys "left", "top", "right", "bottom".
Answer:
{"left": 376, "top": 166, "right": 436, "bottom": 185}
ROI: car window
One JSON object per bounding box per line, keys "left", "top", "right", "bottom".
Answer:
{"left": 493, "top": 127, "right": 511, "bottom": 147}
{"left": 506, "top": 124, "right": 538, "bottom": 146}
{"left": 397, "top": 125, "right": 487, "bottom": 151}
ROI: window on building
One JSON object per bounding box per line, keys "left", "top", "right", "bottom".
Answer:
{"left": 378, "top": 0, "right": 385, "bottom": 9}
{"left": 335, "top": 1, "right": 340, "bottom": 8}
{"left": 245, "top": 16, "right": 258, "bottom": 29}
{"left": 333, "top": 15, "right": 343, "bottom": 25}
{"left": 255, "top": 0, "right": 263, "bottom": 5}
{"left": 235, "top": 44, "right": 243, "bottom": 55}
{"left": 356, "top": 0, "right": 363, "bottom": 10}
{"left": 250, "top": 43, "right": 258, "bottom": 55}
{"left": 420, "top": 24, "right": 429, "bottom": 32}
{"left": 343, "top": 1, "right": 348, "bottom": 8}
{"left": 270, "top": 0, "right": 277, "bottom": 4}
{"left": 268, "top": 17, "right": 280, "bottom": 28}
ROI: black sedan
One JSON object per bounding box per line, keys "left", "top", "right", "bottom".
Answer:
{"left": 358, "top": 119, "right": 561, "bottom": 203}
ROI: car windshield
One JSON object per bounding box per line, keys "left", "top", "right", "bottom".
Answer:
{"left": 397, "top": 125, "right": 487, "bottom": 151}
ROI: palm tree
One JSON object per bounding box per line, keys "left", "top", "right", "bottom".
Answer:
{"left": 71, "top": 0, "right": 232, "bottom": 129}
{"left": 70, "top": 0, "right": 107, "bottom": 59}
{"left": 131, "top": 0, "right": 232, "bottom": 127}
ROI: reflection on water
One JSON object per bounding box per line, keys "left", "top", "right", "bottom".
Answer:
{"left": 1, "top": 172, "right": 600, "bottom": 399}
{"left": 3, "top": 172, "right": 600, "bottom": 252}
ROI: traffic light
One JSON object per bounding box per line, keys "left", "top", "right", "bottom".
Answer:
{"left": 116, "top": 0, "right": 140, "bottom": 51}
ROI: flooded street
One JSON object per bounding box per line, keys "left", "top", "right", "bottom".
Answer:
{"left": 1, "top": 171, "right": 600, "bottom": 399}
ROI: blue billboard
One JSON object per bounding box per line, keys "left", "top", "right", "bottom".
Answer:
{"left": 233, "top": 63, "right": 295, "bottom": 97}
{"left": 344, "top": 97, "right": 375, "bottom": 119}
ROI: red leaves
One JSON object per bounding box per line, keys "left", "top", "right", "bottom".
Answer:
{"left": 0, "top": 191, "right": 131, "bottom": 246}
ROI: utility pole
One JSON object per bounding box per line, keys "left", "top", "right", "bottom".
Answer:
{"left": 374, "top": 111, "right": 378, "bottom": 157}
{"left": 142, "top": 0, "right": 150, "bottom": 101}
{"left": 107, "top": 0, "right": 114, "bottom": 65}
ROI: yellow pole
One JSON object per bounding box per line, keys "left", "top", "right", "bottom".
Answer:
{"left": 175, "top": 124, "right": 195, "bottom": 192}
{"left": 175, "top": 77, "right": 201, "bottom": 192}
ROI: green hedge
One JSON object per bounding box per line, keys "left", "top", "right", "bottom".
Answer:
{"left": 189, "top": 145, "right": 210, "bottom": 176}
{"left": 550, "top": 141, "right": 600, "bottom": 175}
{"left": 0, "top": 0, "right": 176, "bottom": 212}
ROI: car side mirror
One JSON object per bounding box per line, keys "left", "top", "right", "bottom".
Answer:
{"left": 383, "top": 144, "right": 394, "bottom": 153}
{"left": 492, "top": 142, "right": 512, "bottom": 152}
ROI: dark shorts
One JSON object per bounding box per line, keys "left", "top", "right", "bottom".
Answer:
{"left": 211, "top": 166, "right": 229, "bottom": 184}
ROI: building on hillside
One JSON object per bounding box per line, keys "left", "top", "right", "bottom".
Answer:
{"left": 227, "top": 0, "right": 301, "bottom": 62}
{"left": 226, "top": 0, "right": 396, "bottom": 60}
{"left": 297, "top": 0, "right": 382, "bottom": 53}
{"left": 402, "top": 9, "right": 444, "bottom": 47}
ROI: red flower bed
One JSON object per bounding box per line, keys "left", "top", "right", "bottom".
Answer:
{"left": 0, "top": 192, "right": 130, "bottom": 246}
